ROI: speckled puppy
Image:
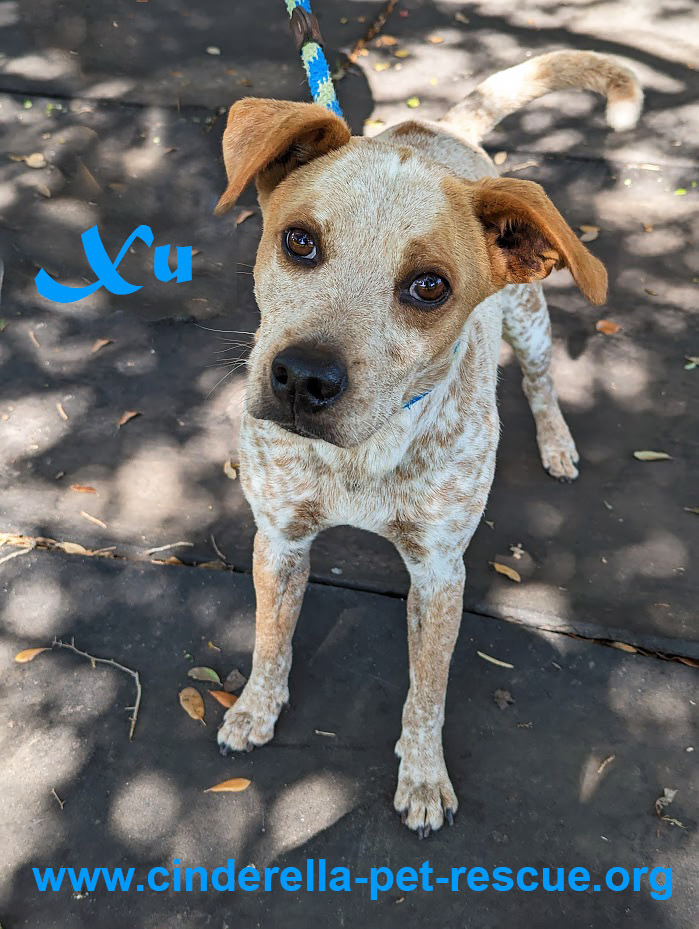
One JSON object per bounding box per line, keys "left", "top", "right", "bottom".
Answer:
{"left": 214, "top": 51, "right": 642, "bottom": 837}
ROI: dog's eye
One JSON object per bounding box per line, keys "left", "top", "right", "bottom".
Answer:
{"left": 408, "top": 273, "right": 450, "bottom": 305}
{"left": 283, "top": 228, "right": 317, "bottom": 261}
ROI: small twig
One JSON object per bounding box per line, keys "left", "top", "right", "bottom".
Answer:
{"left": 210, "top": 533, "right": 228, "bottom": 565}
{"left": 146, "top": 540, "right": 194, "bottom": 556}
{"left": 335, "top": 0, "right": 399, "bottom": 80}
{"left": 51, "top": 788, "right": 66, "bottom": 810}
{"left": 52, "top": 637, "right": 142, "bottom": 741}
{"left": 0, "top": 543, "right": 35, "bottom": 566}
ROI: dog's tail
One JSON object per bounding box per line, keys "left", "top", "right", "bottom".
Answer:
{"left": 440, "top": 50, "right": 643, "bottom": 144}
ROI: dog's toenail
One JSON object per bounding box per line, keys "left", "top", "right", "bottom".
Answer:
{"left": 219, "top": 743, "right": 231, "bottom": 757}
{"left": 400, "top": 809, "right": 408, "bottom": 825}
{"left": 446, "top": 808, "right": 455, "bottom": 826}
{"left": 245, "top": 740, "right": 254, "bottom": 753}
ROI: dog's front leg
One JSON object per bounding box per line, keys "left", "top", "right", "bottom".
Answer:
{"left": 218, "top": 530, "right": 310, "bottom": 755}
{"left": 394, "top": 555, "right": 465, "bottom": 837}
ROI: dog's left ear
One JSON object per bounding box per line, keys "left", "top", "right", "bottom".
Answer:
{"left": 471, "top": 177, "right": 607, "bottom": 304}
{"left": 214, "top": 98, "right": 351, "bottom": 216}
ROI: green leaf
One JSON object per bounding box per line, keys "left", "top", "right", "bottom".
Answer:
{"left": 674, "top": 188, "right": 687, "bottom": 196}
{"left": 188, "top": 666, "right": 221, "bottom": 684}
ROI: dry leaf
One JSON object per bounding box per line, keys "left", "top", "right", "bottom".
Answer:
{"left": 375, "top": 34, "right": 397, "bottom": 47}
{"left": 235, "top": 208, "right": 255, "bottom": 226}
{"left": 56, "top": 402, "right": 68, "bottom": 421}
{"left": 205, "top": 777, "right": 251, "bottom": 793}
{"left": 197, "top": 560, "right": 228, "bottom": 570}
{"left": 80, "top": 511, "right": 107, "bottom": 529}
{"left": 62, "top": 541, "right": 89, "bottom": 555}
{"left": 427, "top": 34, "right": 445, "bottom": 43}
{"left": 494, "top": 688, "right": 514, "bottom": 710}
{"left": 91, "top": 338, "right": 113, "bottom": 353}
{"left": 25, "top": 153, "right": 47, "bottom": 169}
{"left": 364, "top": 118, "right": 385, "bottom": 131}
{"left": 633, "top": 450, "right": 672, "bottom": 461}
{"left": 223, "top": 460, "right": 237, "bottom": 480}
{"left": 491, "top": 562, "right": 521, "bottom": 582}
{"left": 223, "top": 669, "right": 247, "bottom": 693}
{"left": 70, "top": 484, "right": 97, "bottom": 494}
{"left": 454, "top": 12, "right": 469, "bottom": 23}
{"left": 477, "top": 650, "right": 514, "bottom": 669}
{"left": 493, "top": 151, "right": 507, "bottom": 166}
{"left": 374, "top": 61, "right": 391, "bottom": 71}
{"left": 188, "top": 666, "right": 221, "bottom": 685}
{"left": 579, "top": 224, "right": 600, "bottom": 243}
{"left": 596, "top": 319, "right": 621, "bottom": 335}
{"left": 15, "top": 647, "right": 50, "bottom": 663}
{"left": 118, "top": 410, "right": 141, "bottom": 428}
{"left": 393, "top": 49, "right": 410, "bottom": 59}
{"left": 209, "top": 690, "right": 239, "bottom": 708}
{"left": 645, "top": 288, "right": 658, "bottom": 296}
{"left": 179, "top": 687, "right": 205, "bottom": 723}
{"left": 405, "top": 96, "right": 420, "bottom": 109}
{"left": 609, "top": 641, "right": 638, "bottom": 653}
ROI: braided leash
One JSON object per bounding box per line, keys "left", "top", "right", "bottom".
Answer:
{"left": 285, "top": 0, "right": 344, "bottom": 118}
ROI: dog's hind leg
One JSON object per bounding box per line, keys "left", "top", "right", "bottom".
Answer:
{"left": 502, "top": 282, "right": 579, "bottom": 481}
{"left": 218, "top": 530, "right": 311, "bottom": 754}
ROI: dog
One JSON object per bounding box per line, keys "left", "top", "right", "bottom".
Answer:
{"left": 213, "top": 50, "right": 642, "bottom": 836}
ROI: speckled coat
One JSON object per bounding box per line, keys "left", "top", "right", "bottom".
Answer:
{"left": 213, "top": 51, "right": 642, "bottom": 836}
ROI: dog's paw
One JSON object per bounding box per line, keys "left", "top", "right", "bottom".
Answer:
{"left": 217, "top": 685, "right": 286, "bottom": 756}
{"left": 536, "top": 423, "right": 580, "bottom": 481}
{"left": 393, "top": 755, "right": 458, "bottom": 838}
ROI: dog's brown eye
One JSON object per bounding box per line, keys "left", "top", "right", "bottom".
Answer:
{"left": 409, "top": 273, "right": 449, "bottom": 304}
{"left": 284, "top": 228, "right": 317, "bottom": 261}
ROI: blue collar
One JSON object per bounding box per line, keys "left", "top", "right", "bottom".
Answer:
{"left": 403, "top": 340, "right": 462, "bottom": 410}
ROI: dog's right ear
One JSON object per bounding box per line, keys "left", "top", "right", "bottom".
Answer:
{"left": 214, "top": 98, "right": 351, "bottom": 216}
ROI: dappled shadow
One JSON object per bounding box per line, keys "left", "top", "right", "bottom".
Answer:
{"left": 0, "top": 551, "right": 695, "bottom": 926}
{"left": 0, "top": 1, "right": 697, "bottom": 925}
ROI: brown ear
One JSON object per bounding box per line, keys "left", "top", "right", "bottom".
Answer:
{"left": 214, "top": 98, "right": 351, "bottom": 216}
{"left": 471, "top": 177, "right": 607, "bottom": 304}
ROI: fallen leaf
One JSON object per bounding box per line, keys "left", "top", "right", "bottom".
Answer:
{"left": 62, "top": 541, "right": 89, "bottom": 555}
{"left": 223, "top": 460, "right": 237, "bottom": 480}
{"left": 235, "top": 208, "right": 255, "bottom": 226}
{"left": 609, "top": 641, "right": 638, "bottom": 653}
{"left": 205, "top": 777, "right": 251, "bottom": 793}
{"left": 314, "top": 729, "right": 336, "bottom": 737}
{"left": 642, "top": 222, "right": 653, "bottom": 232}
{"left": 645, "top": 288, "right": 658, "bottom": 296}
{"left": 36, "top": 183, "right": 51, "bottom": 198}
{"left": 363, "top": 118, "right": 385, "bottom": 131}
{"left": 15, "top": 647, "right": 50, "bottom": 663}
{"left": 91, "top": 338, "right": 113, "bottom": 353}
{"left": 197, "top": 560, "right": 228, "bottom": 570}
{"left": 25, "top": 153, "right": 47, "bottom": 169}
{"left": 427, "top": 34, "right": 444, "bottom": 43}
{"left": 684, "top": 507, "right": 699, "bottom": 516}
{"left": 405, "top": 96, "right": 420, "bottom": 109}
{"left": 70, "top": 484, "right": 97, "bottom": 494}
{"left": 477, "top": 650, "right": 514, "bottom": 669}
{"left": 493, "top": 688, "right": 514, "bottom": 710}
{"left": 393, "top": 49, "right": 410, "bottom": 59}
{"left": 633, "top": 450, "right": 672, "bottom": 461}
{"left": 674, "top": 188, "right": 687, "bottom": 196}
{"left": 374, "top": 61, "right": 391, "bottom": 70}
{"left": 118, "top": 410, "right": 141, "bottom": 428}
{"left": 209, "top": 690, "right": 238, "bottom": 708}
{"left": 188, "top": 666, "right": 222, "bottom": 685}
{"left": 579, "top": 224, "right": 600, "bottom": 243}
{"left": 490, "top": 561, "right": 521, "bottom": 582}
{"left": 208, "top": 640, "right": 221, "bottom": 651}
{"left": 223, "top": 668, "right": 247, "bottom": 693}
{"left": 493, "top": 151, "right": 507, "bottom": 165}
{"left": 56, "top": 402, "right": 68, "bottom": 421}
{"left": 683, "top": 356, "right": 699, "bottom": 370}
{"left": 375, "top": 35, "right": 397, "bottom": 47}
{"left": 206, "top": 46, "right": 221, "bottom": 55}
{"left": 454, "top": 12, "right": 470, "bottom": 23}
{"left": 80, "top": 511, "right": 107, "bottom": 529}
{"left": 179, "top": 687, "right": 206, "bottom": 723}
{"left": 155, "top": 555, "right": 184, "bottom": 565}
{"left": 596, "top": 319, "right": 621, "bottom": 335}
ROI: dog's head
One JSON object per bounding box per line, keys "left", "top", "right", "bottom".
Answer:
{"left": 215, "top": 99, "right": 607, "bottom": 447}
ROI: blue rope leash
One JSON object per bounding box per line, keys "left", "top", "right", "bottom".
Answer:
{"left": 285, "top": 0, "right": 344, "bottom": 118}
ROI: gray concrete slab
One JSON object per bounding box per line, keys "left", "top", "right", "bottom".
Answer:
{"left": 1, "top": 550, "right": 697, "bottom": 928}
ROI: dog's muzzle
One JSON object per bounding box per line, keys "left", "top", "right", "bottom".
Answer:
{"left": 270, "top": 343, "right": 348, "bottom": 416}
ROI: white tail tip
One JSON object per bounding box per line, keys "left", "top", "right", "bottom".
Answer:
{"left": 606, "top": 94, "right": 643, "bottom": 132}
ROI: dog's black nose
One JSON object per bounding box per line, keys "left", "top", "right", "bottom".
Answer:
{"left": 270, "top": 344, "right": 348, "bottom": 413}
